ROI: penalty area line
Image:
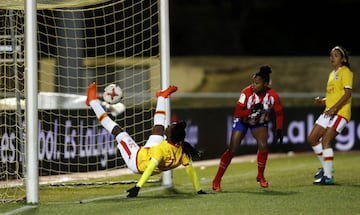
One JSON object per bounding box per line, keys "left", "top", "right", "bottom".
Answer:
{"left": 1, "top": 205, "right": 37, "bottom": 215}
{"left": 79, "top": 185, "right": 171, "bottom": 204}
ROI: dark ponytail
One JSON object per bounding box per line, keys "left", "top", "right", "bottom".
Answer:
{"left": 254, "top": 65, "right": 272, "bottom": 84}
{"left": 182, "top": 141, "right": 200, "bottom": 160}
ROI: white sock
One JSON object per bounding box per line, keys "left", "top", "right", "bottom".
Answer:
{"left": 90, "top": 100, "right": 106, "bottom": 117}
{"left": 153, "top": 96, "right": 166, "bottom": 126}
{"left": 312, "top": 143, "right": 324, "bottom": 167}
{"left": 322, "top": 148, "right": 334, "bottom": 178}
{"left": 90, "top": 100, "right": 117, "bottom": 133}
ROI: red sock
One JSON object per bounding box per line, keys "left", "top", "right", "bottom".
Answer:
{"left": 213, "top": 150, "right": 234, "bottom": 183}
{"left": 257, "top": 149, "right": 268, "bottom": 179}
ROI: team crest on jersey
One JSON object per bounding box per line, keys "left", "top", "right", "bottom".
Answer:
{"left": 239, "top": 93, "right": 246, "bottom": 104}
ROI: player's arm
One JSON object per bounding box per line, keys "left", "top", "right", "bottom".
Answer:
{"left": 273, "top": 91, "right": 284, "bottom": 144}
{"left": 136, "top": 158, "right": 158, "bottom": 187}
{"left": 314, "top": 96, "right": 326, "bottom": 105}
{"left": 233, "top": 93, "right": 252, "bottom": 118}
{"left": 273, "top": 92, "right": 284, "bottom": 130}
{"left": 126, "top": 158, "right": 158, "bottom": 198}
{"left": 184, "top": 163, "right": 207, "bottom": 194}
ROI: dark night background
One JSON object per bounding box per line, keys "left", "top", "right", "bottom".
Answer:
{"left": 169, "top": 0, "right": 360, "bottom": 56}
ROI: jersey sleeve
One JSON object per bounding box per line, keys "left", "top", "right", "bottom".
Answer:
{"left": 342, "top": 67, "right": 353, "bottom": 89}
{"left": 184, "top": 164, "right": 201, "bottom": 192}
{"left": 136, "top": 159, "right": 157, "bottom": 188}
{"left": 233, "top": 88, "right": 252, "bottom": 118}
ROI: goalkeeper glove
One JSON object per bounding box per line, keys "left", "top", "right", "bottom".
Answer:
{"left": 275, "top": 129, "right": 283, "bottom": 144}
{"left": 126, "top": 186, "right": 140, "bottom": 198}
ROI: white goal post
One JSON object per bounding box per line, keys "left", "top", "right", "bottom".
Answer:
{"left": 0, "top": 0, "right": 172, "bottom": 204}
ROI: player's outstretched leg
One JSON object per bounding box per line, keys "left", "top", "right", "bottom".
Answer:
{"left": 143, "top": 85, "right": 178, "bottom": 148}
{"left": 156, "top": 85, "right": 178, "bottom": 98}
{"left": 154, "top": 85, "right": 178, "bottom": 125}
{"left": 86, "top": 82, "right": 118, "bottom": 134}
{"left": 85, "top": 82, "right": 139, "bottom": 172}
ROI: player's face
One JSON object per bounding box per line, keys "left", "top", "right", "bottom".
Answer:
{"left": 330, "top": 49, "right": 343, "bottom": 69}
{"left": 252, "top": 76, "right": 267, "bottom": 94}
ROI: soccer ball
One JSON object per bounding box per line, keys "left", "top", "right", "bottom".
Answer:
{"left": 103, "top": 84, "right": 123, "bottom": 104}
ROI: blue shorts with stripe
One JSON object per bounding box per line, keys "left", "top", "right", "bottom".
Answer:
{"left": 232, "top": 118, "right": 268, "bottom": 133}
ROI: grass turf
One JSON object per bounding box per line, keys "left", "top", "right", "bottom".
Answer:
{"left": 1, "top": 151, "right": 360, "bottom": 215}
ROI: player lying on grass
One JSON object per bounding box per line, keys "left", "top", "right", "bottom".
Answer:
{"left": 86, "top": 83, "right": 207, "bottom": 197}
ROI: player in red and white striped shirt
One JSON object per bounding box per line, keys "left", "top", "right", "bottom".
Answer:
{"left": 213, "top": 65, "right": 284, "bottom": 191}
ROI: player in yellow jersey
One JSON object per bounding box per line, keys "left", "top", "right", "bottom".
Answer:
{"left": 86, "top": 83, "right": 207, "bottom": 197}
{"left": 307, "top": 46, "right": 353, "bottom": 185}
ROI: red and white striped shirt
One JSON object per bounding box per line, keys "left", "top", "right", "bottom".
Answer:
{"left": 233, "top": 85, "right": 284, "bottom": 129}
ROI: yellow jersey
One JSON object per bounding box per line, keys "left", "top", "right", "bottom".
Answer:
{"left": 326, "top": 66, "right": 353, "bottom": 121}
{"left": 136, "top": 140, "right": 191, "bottom": 174}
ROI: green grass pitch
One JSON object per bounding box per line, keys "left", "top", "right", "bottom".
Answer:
{"left": 1, "top": 151, "right": 360, "bottom": 215}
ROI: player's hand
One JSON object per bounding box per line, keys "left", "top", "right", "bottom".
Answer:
{"left": 275, "top": 129, "right": 283, "bottom": 144}
{"left": 314, "top": 96, "right": 326, "bottom": 105}
{"left": 126, "top": 186, "right": 140, "bottom": 198}
{"left": 251, "top": 103, "right": 263, "bottom": 113}
{"left": 197, "top": 190, "right": 207, "bottom": 194}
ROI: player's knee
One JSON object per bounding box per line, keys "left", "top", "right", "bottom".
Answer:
{"left": 112, "top": 125, "right": 122, "bottom": 136}
{"left": 152, "top": 125, "right": 164, "bottom": 135}
{"left": 116, "top": 132, "right": 138, "bottom": 149}
{"left": 258, "top": 143, "right": 268, "bottom": 151}
{"left": 144, "top": 135, "right": 163, "bottom": 147}
{"left": 307, "top": 135, "right": 317, "bottom": 145}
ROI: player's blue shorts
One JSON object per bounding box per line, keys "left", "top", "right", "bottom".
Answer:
{"left": 232, "top": 118, "right": 268, "bottom": 133}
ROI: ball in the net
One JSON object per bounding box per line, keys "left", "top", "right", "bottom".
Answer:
{"left": 103, "top": 84, "right": 123, "bottom": 104}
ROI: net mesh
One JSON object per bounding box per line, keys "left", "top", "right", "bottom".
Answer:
{"left": 0, "top": 0, "right": 160, "bottom": 202}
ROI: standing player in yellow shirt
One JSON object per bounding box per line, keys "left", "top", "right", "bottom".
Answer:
{"left": 86, "top": 83, "right": 207, "bottom": 197}
{"left": 307, "top": 46, "right": 353, "bottom": 185}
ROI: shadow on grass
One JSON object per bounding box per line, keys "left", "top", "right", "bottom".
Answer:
{"left": 217, "top": 189, "right": 299, "bottom": 196}
{"left": 139, "top": 187, "right": 215, "bottom": 199}
{"left": 77, "top": 185, "right": 219, "bottom": 204}
{"left": 330, "top": 182, "right": 360, "bottom": 188}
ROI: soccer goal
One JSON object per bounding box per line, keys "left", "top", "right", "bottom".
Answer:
{"left": 0, "top": 0, "right": 172, "bottom": 203}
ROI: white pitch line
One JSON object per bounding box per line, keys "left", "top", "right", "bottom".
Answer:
{"left": 0, "top": 205, "right": 37, "bottom": 215}
{"left": 79, "top": 185, "right": 172, "bottom": 204}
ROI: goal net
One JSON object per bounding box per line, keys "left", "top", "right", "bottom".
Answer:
{"left": 0, "top": 0, "right": 161, "bottom": 202}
